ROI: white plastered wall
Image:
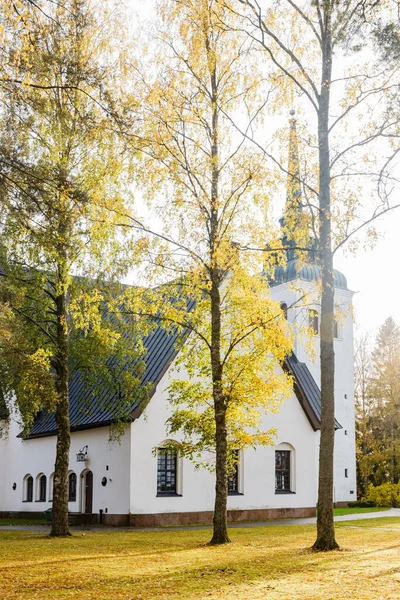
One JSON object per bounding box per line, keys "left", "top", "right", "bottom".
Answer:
{"left": 269, "top": 279, "right": 357, "bottom": 503}
{"left": 0, "top": 273, "right": 355, "bottom": 516}
{"left": 129, "top": 357, "right": 318, "bottom": 516}
{"left": 0, "top": 412, "right": 131, "bottom": 515}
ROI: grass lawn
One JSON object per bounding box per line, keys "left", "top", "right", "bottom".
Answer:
{"left": 2, "top": 518, "right": 400, "bottom": 599}
{"left": 333, "top": 506, "right": 389, "bottom": 516}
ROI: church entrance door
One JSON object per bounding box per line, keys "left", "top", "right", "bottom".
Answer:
{"left": 85, "top": 470, "right": 93, "bottom": 513}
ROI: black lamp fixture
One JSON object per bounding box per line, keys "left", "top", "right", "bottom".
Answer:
{"left": 76, "top": 445, "right": 88, "bottom": 463}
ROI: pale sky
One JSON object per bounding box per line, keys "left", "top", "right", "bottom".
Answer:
{"left": 127, "top": 1, "right": 400, "bottom": 338}
{"left": 334, "top": 212, "right": 400, "bottom": 336}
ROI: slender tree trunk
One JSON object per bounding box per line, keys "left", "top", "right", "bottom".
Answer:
{"left": 207, "top": 31, "right": 230, "bottom": 544}
{"left": 362, "top": 422, "right": 369, "bottom": 497}
{"left": 50, "top": 271, "right": 71, "bottom": 537}
{"left": 211, "top": 403, "right": 229, "bottom": 544}
{"left": 313, "top": 13, "right": 339, "bottom": 551}
{"left": 392, "top": 420, "right": 397, "bottom": 487}
{"left": 210, "top": 278, "right": 230, "bottom": 545}
{"left": 362, "top": 387, "right": 369, "bottom": 496}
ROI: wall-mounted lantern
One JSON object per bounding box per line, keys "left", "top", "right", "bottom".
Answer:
{"left": 76, "top": 445, "right": 88, "bottom": 463}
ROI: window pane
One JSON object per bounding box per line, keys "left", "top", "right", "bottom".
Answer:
{"left": 228, "top": 450, "right": 239, "bottom": 493}
{"left": 280, "top": 303, "right": 288, "bottom": 320}
{"left": 157, "top": 448, "right": 177, "bottom": 493}
{"left": 69, "top": 473, "right": 77, "bottom": 501}
{"left": 334, "top": 318, "right": 339, "bottom": 339}
{"left": 27, "top": 476, "right": 33, "bottom": 502}
{"left": 39, "top": 475, "right": 46, "bottom": 501}
{"left": 308, "top": 309, "right": 318, "bottom": 334}
{"left": 275, "top": 450, "right": 291, "bottom": 491}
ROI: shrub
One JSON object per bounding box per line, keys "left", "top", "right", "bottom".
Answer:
{"left": 347, "top": 500, "right": 376, "bottom": 508}
{"left": 367, "top": 483, "right": 400, "bottom": 507}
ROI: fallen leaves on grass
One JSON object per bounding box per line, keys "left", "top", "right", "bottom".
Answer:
{"left": 1, "top": 519, "right": 400, "bottom": 599}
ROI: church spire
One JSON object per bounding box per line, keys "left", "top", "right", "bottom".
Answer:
{"left": 278, "top": 110, "right": 309, "bottom": 262}
{"left": 279, "top": 110, "right": 302, "bottom": 233}
{"left": 285, "top": 108, "right": 302, "bottom": 218}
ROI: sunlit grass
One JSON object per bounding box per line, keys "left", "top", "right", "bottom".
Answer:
{"left": 333, "top": 506, "right": 388, "bottom": 516}
{"left": 1, "top": 518, "right": 400, "bottom": 599}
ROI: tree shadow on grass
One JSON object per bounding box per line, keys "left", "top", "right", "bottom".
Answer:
{"left": 5, "top": 540, "right": 364, "bottom": 598}
{"left": 5, "top": 527, "right": 400, "bottom": 599}
{"left": 1, "top": 534, "right": 213, "bottom": 571}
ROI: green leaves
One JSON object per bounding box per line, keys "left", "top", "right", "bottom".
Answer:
{"left": 0, "top": 0, "right": 148, "bottom": 437}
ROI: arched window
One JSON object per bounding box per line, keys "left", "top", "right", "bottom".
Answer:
{"left": 156, "top": 441, "right": 182, "bottom": 496}
{"left": 48, "top": 473, "right": 54, "bottom": 501}
{"left": 275, "top": 443, "right": 296, "bottom": 493}
{"left": 157, "top": 448, "right": 177, "bottom": 494}
{"left": 24, "top": 475, "right": 33, "bottom": 502}
{"left": 38, "top": 474, "right": 47, "bottom": 501}
{"left": 334, "top": 318, "right": 339, "bottom": 339}
{"left": 308, "top": 309, "right": 319, "bottom": 335}
{"left": 280, "top": 303, "right": 288, "bottom": 320}
{"left": 228, "top": 449, "right": 243, "bottom": 495}
{"left": 68, "top": 472, "right": 77, "bottom": 502}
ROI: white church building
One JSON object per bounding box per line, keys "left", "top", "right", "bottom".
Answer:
{"left": 0, "top": 120, "right": 356, "bottom": 527}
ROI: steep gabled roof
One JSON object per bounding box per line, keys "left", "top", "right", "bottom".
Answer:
{"left": 24, "top": 318, "right": 188, "bottom": 439}
{"left": 283, "top": 353, "right": 342, "bottom": 431}
{"left": 23, "top": 307, "right": 338, "bottom": 439}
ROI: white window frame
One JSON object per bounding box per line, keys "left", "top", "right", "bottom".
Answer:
{"left": 275, "top": 442, "right": 296, "bottom": 493}
{"left": 155, "top": 441, "right": 183, "bottom": 496}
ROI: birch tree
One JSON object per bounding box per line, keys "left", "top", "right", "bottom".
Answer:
{"left": 0, "top": 0, "right": 147, "bottom": 537}
{"left": 223, "top": 0, "right": 400, "bottom": 550}
{"left": 354, "top": 332, "right": 374, "bottom": 498}
{"left": 124, "top": 0, "right": 294, "bottom": 544}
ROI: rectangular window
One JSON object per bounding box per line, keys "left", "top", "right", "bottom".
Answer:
{"left": 308, "top": 309, "right": 319, "bottom": 335}
{"left": 228, "top": 450, "right": 240, "bottom": 494}
{"left": 157, "top": 448, "right": 177, "bottom": 494}
{"left": 275, "top": 450, "right": 291, "bottom": 492}
{"left": 334, "top": 318, "right": 339, "bottom": 339}
{"left": 345, "top": 468, "right": 348, "bottom": 478}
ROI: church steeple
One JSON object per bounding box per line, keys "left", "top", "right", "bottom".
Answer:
{"left": 270, "top": 113, "right": 344, "bottom": 286}
{"left": 280, "top": 109, "right": 302, "bottom": 232}
{"left": 279, "top": 110, "right": 304, "bottom": 260}
{"left": 286, "top": 109, "right": 302, "bottom": 216}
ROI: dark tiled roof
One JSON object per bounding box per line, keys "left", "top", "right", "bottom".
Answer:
{"left": 24, "top": 302, "right": 337, "bottom": 438}
{"left": 24, "top": 315, "right": 190, "bottom": 439}
{"left": 272, "top": 258, "right": 348, "bottom": 290}
{"left": 283, "top": 353, "right": 342, "bottom": 431}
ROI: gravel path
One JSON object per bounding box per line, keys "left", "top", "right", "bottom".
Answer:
{"left": 0, "top": 508, "right": 399, "bottom": 532}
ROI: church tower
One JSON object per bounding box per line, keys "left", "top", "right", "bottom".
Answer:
{"left": 269, "top": 113, "right": 357, "bottom": 504}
